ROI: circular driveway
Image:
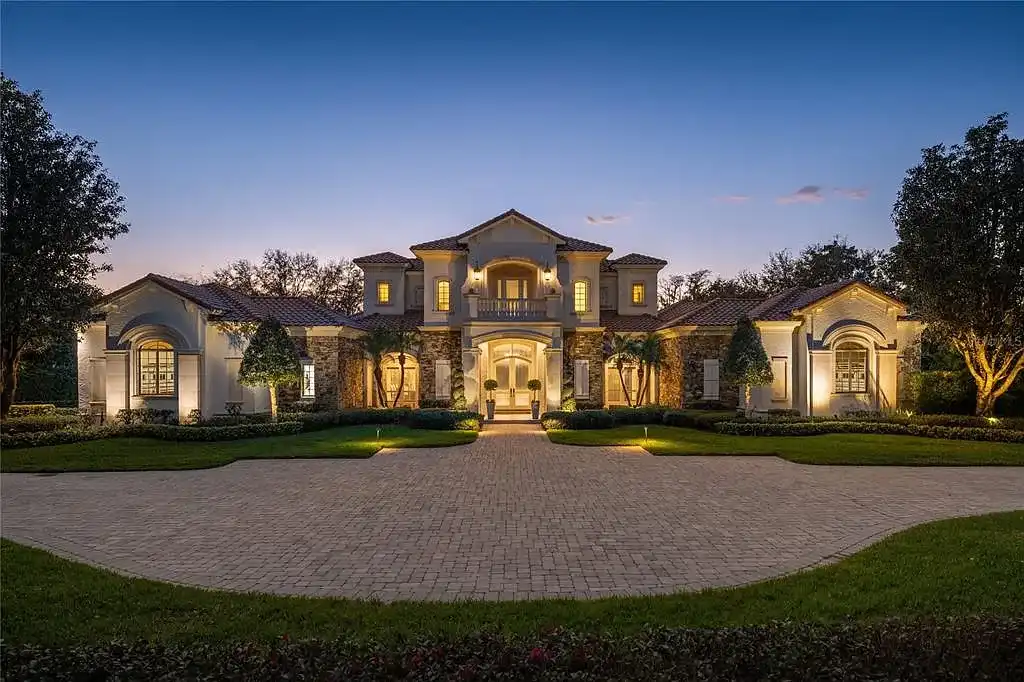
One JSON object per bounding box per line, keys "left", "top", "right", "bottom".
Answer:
{"left": 3, "top": 425, "right": 1022, "bottom": 601}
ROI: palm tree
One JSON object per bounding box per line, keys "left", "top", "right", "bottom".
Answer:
{"left": 388, "top": 329, "right": 420, "bottom": 408}
{"left": 633, "top": 333, "right": 663, "bottom": 406}
{"left": 606, "top": 333, "right": 640, "bottom": 407}
{"left": 358, "top": 326, "right": 394, "bottom": 407}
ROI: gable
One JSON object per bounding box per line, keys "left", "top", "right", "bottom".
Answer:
{"left": 458, "top": 211, "right": 565, "bottom": 247}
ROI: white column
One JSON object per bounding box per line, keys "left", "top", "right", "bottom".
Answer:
{"left": 544, "top": 347, "right": 563, "bottom": 411}
{"left": 462, "top": 348, "right": 481, "bottom": 412}
{"left": 103, "top": 350, "right": 129, "bottom": 420}
{"left": 177, "top": 352, "right": 202, "bottom": 421}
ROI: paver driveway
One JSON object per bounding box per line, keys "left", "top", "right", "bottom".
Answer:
{"left": 3, "top": 424, "right": 1023, "bottom": 601}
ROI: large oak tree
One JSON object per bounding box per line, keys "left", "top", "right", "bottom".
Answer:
{"left": 1, "top": 76, "right": 129, "bottom": 416}
{"left": 892, "top": 113, "right": 1024, "bottom": 416}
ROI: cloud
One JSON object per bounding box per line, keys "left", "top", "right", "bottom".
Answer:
{"left": 834, "top": 187, "right": 869, "bottom": 199}
{"left": 777, "top": 185, "right": 825, "bottom": 204}
{"left": 586, "top": 214, "right": 628, "bottom": 225}
{"left": 714, "top": 194, "right": 751, "bottom": 204}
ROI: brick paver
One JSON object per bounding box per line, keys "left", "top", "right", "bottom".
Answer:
{"left": 2, "top": 424, "right": 1022, "bottom": 601}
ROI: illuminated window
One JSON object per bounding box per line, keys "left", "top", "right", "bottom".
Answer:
{"left": 436, "top": 279, "right": 451, "bottom": 312}
{"left": 573, "top": 280, "right": 589, "bottom": 313}
{"left": 301, "top": 363, "right": 316, "bottom": 399}
{"left": 834, "top": 342, "right": 867, "bottom": 393}
{"left": 138, "top": 340, "right": 174, "bottom": 396}
{"left": 631, "top": 282, "right": 645, "bottom": 305}
{"left": 376, "top": 281, "right": 391, "bottom": 305}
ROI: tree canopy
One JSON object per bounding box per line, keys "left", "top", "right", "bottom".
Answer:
{"left": 892, "top": 113, "right": 1024, "bottom": 415}
{"left": 0, "top": 76, "right": 129, "bottom": 415}
{"left": 210, "top": 249, "right": 363, "bottom": 316}
{"left": 722, "top": 316, "right": 773, "bottom": 411}
{"left": 238, "top": 317, "right": 302, "bottom": 419}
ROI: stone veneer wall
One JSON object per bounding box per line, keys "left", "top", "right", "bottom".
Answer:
{"left": 564, "top": 330, "right": 604, "bottom": 407}
{"left": 658, "top": 337, "right": 683, "bottom": 408}
{"left": 897, "top": 336, "right": 923, "bottom": 411}
{"left": 658, "top": 332, "right": 740, "bottom": 409}
{"left": 418, "top": 331, "right": 462, "bottom": 405}
{"left": 278, "top": 335, "right": 365, "bottom": 409}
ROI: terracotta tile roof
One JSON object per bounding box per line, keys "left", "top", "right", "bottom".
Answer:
{"left": 352, "top": 251, "right": 413, "bottom": 265}
{"left": 600, "top": 312, "right": 664, "bottom": 332}
{"left": 102, "top": 274, "right": 357, "bottom": 327}
{"left": 600, "top": 259, "right": 615, "bottom": 272}
{"left": 609, "top": 253, "right": 668, "bottom": 267}
{"left": 410, "top": 209, "right": 612, "bottom": 253}
{"left": 656, "top": 299, "right": 714, "bottom": 324}
{"left": 353, "top": 311, "right": 423, "bottom": 331}
{"left": 678, "top": 299, "right": 763, "bottom": 326}
{"left": 407, "top": 258, "right": 424, "bottom": 271}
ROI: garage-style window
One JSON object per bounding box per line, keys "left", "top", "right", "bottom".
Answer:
{"left": 139, "top": 340, "right": 175, "bottom": 396}
{"left": 834, "top": 342, "right": 868, "bottom": 393}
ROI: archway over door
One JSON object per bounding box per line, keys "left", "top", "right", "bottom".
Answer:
{"left": 490, "top": 341, "right": 535, "bottom": 411}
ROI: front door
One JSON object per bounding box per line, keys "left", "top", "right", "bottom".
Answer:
{"left": 492, "top": 342, "right": 533, "bottom": 411}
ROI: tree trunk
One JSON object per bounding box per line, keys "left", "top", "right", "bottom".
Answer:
{"left": 269, "top": 382, "right": 278, "bottom": 422}
{"left": 744, "top": 384, "right": 752, "bottom": 416}
{"left": 372, "top": 363, "right": 386, "bottom": 407}
{"left": 0, "top": 347, "right": 19, "bottom": 418}
{"left": 975, "top": 386, "right": 997, "bottom": 417}
{"left": 616, "top": 360, "right": 632, "bottom": 407}
{"left": 392, "top": 353, "right": 406, "bottom": 408}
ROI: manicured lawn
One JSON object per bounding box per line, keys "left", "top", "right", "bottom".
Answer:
{"left": 0, "top": 425, "right": 477, "bottom": 473}
{"left": 2, "top": 512, "right": 1022, "bottom": 645}
{"left": 548, "top": 425, "right": 1024, "bottom": 465}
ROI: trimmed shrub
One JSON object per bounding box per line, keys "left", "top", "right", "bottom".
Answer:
{"left": 1, "top": 426, "right": 123, "bottom": 449}
{"left": 115, "top": 408, "right": 177, "bottom": 425}
{"left": 123, "top": 422, "right": 303, "bottom": 441}
{"left": 540, "top": 410, "right": 571, "bottom": 430}
{"left": 913, "top": 370, "right": 976, "bottom": 415}
{"left": 662, "top": 410, "right": 736, "bottom": 430}
{"left": 685, "top": 399, "right": 728, "bottom": 411}
{"left": 278, "top": 401, "right": 324, "bottom": 414}
{"left": 406, "top": 409, "right": 483, "bottom": 431}
{"left": 2, "top": 617, "right": 1021, "bottom": 681}
{"left": 714, "top": 419, "right": 1024, "bottom": 443}
{"left": 0, "top": 413, "right": 84, "bottom": 434}
{"left": 7, "top": 403, "right": 59, "bottom": 416}
{"left": 608, "top": 405, "right": 668, "bottom": 425}
{"left": 574, "top": 399, "right": 605, "bottom": 411}
{"left": 418, "top": 398, "right": 452, "bottom": 409}
{"left": 198, "top": 413, "right": 274, "bottom": 427}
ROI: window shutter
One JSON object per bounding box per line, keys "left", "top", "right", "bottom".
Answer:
{"left": 574, "top": 359, "right": 590, "bottom": 398}
{"left": 435, "top": 360, "right": 451, "bottom": 399}
{"left": 771, "top": 357, "right": 787, "bottom": 400}
{"left": 703, "top": 359, "right": 720, "bottom": 400}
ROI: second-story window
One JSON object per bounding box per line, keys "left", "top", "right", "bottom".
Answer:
{"left": 573, "top": 280, "right": 589, "bottom": 313}
{"left": 631, "top": 282, "right": 645, "bottom": 305}
{"left": 376, "top": 281, "right": 391, "bottom": 305}
{"left": 435, "top": 279, "right": 451, "bottom": 312}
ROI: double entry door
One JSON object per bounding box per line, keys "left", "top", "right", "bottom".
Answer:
{"left": 492, "top": 341, "right": 534, "bottom": 411}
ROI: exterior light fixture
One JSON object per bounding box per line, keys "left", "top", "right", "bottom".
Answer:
{"left": 543, "top": 266, "right": 553, "bottom": 282}
{"left": 472, "top": 265, "right": 483, "bottom": 281}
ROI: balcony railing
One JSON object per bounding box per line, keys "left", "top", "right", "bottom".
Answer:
{"left": 478, "top": 297, "right": 548, "bottom": 321}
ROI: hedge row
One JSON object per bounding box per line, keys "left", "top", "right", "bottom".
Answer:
{"left": 715, "top": 420, "right": 1024, "bottom": 443}
{"left": 0, "top": 422, "right": 305, "bottom": 449}
{"left": 282, "top": 408, "right": 483, "bottom": 432}
{"left": 6, "top": 403, "right": 78, "bottom": 417}
{"left": 0, "top": 413, "right": 85, "bottom": 434}
{"left": 4, "top": 618, "right": 1021, "bottom": 681}
{"left": 541, "top": 406, "right": 672, "bottom": 430}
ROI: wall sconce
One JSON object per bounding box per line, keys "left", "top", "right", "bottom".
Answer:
{"left": 473, "top": 267, "right": 483, "bottom": 282}
{"left": 543, "top": 267, "right": 552, "bottom": 282}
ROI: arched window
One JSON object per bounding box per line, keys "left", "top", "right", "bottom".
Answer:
{"left": 573, "top": 280, "right": 590, "bottom": 313}
{"left": 138, "top": 340, "right": 175, "bottom": 396}
{"left": 834, "top": 341, "right": 867, "bottom": 393}
{"left": 382, "top": 354, "right": 419, "bottom": 407}
{"left": 435, "top": 278, "right": 451, "bottom": 312}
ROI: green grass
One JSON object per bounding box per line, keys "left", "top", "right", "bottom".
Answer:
{"left": 0, "top": 425, "right": 478, "bottom": 473}
{"left": 3, "top": 512, "right": 1022, "bottom": 645}
{"left": 548, "top": 425, "right": 1024, "bottom": 465}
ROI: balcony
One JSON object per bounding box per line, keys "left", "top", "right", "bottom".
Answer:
{"left": 477, "top": 297, "right": 548, "bottom": 321}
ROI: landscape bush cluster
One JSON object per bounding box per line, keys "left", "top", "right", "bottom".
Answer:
{"left": 6, "top": 404, "right": 79, "bottom": 417}
{"left": 541, "top": 405, "right": 1024, "bottom": 443}
{"left": 1, "top": 408, "right": 483, "bottom": 449}
{"left": 3, "top": 617, "right": 1020, "bottom": 682}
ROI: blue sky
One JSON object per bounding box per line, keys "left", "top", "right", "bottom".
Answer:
{"left": 5, "top": 1, "right": 1022, "bottom": 291}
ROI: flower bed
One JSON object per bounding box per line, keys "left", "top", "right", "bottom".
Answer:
{"left": 3, "top": 617, "right": 1020, "bottom": 681}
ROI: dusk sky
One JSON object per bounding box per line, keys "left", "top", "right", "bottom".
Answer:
{"left": 4, "top": 1, "right": 1021, "bottom": 292}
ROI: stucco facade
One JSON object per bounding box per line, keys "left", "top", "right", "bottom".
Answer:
{"left": 80, "top": 210, "right": 924, "bottom": 420}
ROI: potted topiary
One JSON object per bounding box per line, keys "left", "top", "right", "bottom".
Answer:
{"left": 483, "top": 378, "right": 498, "bottom": 420}
{"left": 527, "top": 378, "right": 543, "bottom": 419}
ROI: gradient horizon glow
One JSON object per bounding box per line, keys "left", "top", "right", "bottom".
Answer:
{"left": 4, "top": 1, "right": 1022, "bottom": 292}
